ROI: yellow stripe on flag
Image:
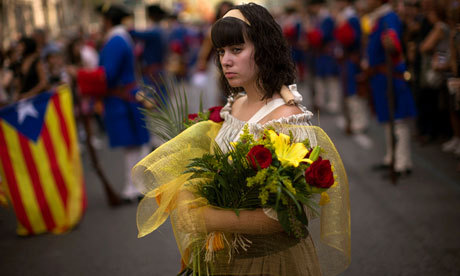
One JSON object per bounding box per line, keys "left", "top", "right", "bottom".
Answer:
{"left": 57, "top": 87, "right": 85, "bottom": 225}
{"left": 0, "top": 178, "right": 8, "bottom": 208}
{"left": 0, "top": 165, "right": 28, "bottom": 234}
{"left": 46, "top": 87, "right": 84, "bottom": 229}
{"left": 1, "top": 122, "right": 47, "bottom": 234}
{"left": 59, "top": 86, "right": 85, "bottom": 226}
{"left": 29, "top": 134, "right": 67, "bottom": 229}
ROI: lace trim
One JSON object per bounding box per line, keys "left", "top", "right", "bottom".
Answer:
{"left": 219, "top": 94, "right": 313, "bottom": 129}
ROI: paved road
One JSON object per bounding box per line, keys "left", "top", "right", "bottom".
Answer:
{"left": 1, "top": 94, "right": 460, "bottom": 276}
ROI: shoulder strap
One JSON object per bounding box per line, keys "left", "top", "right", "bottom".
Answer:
{"left": 247, "top": 98, "right": 286, "bottom": 124}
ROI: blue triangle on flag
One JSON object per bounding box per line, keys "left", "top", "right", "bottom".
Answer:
{"left": 0, "top": 92, "right": 53, "bottom": 142}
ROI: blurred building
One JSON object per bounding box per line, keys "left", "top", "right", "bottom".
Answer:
{"left": 1, "top": 0, "right": 97, "bottom": 49}
{"left": 1, "top": 0, "right": 293, "bottom": 49}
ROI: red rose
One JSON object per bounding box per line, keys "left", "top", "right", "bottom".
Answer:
{"left": 188, "top": 113, "right": 198, "bottom": 120}
{"left": 246, "top": 145, "right": 272, "bottom": 170}
{"left": 305, "top": 157, "right": 334, "bottom": 189}
{"left": 208, "top": 106, "right": 223, "bottom": 122}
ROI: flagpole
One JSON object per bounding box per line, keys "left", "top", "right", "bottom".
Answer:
{"left": 77, "top": 97, "right": 123, "bottom": 206}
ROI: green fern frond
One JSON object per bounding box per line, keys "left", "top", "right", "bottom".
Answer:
{"left": 139, "top": 76, "right": 190, "bottom": 142}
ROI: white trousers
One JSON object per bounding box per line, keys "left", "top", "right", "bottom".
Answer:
{"left": 314, "top": 76, "right": 341, "bottom": 114}
{"left": 383, "top": 120, "right": 413, "bottom": 172}
{"left": 346, "top": 94, "right": 369, "bottom": 133}
{"left": 123, "top": 145, "right": 150, "bottom": 199}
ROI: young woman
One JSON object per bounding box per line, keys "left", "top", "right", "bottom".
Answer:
{"left": 134, "top": 3, "right": 350, "bottom": 275}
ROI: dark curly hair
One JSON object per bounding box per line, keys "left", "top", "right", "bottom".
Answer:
{"left": 211, "top": 3, "right": 296, "bottom": 99}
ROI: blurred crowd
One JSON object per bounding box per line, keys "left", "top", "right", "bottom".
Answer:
{"left": 0, "top": 0, "right": 459, "bottom": 174}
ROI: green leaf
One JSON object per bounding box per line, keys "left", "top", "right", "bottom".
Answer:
{"left": 282, "top": 187, "right": 302, "bottom": 212}
{"left": 140, "top": 76, "right": 190, "bottom": 142}
{"left": 296, "top": 208, "right": 308, "bottom": 226}
{"left": 309, "top": 146, "right": 321, "bottom": 162}
{"left": 277, "top": 209, "right": 292, "bottom": 235}
{"left": 275, "top": 185, "right": 282, "bottom": 211}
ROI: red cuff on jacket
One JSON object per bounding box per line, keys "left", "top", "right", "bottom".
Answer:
{"left": 381, "top": 29, "right": 403, "bottom": 64}
{"left": 77, "top": 67, "right": 108, "bottom": 97}
{"left": 170, "top": 41, "right": 183, "bottom": 54}
{"left": 334, "top": 22, "right": 355, "bottom": 47}
{"left": 283, "top": 25, "right": 296, "bottom": 39}
{"left": 381, "top": 29, "right": 402, "bottom": 54}
{"left": 306, "top": 29, "right": 323, "bottom": 48}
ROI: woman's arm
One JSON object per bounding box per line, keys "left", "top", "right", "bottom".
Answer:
{"left": 203, "top": 207, "right": 284, "bottom": 234}
{"left": 177, "top": 190, "right": 284, "bottom": 234}
{"left": 19, "top": 60, "right": 48, "bottom": 100}
{"left": 420, "top": 23, "right": 443, "bottom": 53}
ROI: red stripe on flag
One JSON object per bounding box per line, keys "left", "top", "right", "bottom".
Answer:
{"left": 81, "top": 179, "right": 88, "bottom": 212}
{"left": 0, "top": 126, "right": 34, "bottom": 234}
{"left": 18, "top": 134, "right": 56, "bottom": 231}
{"left": 41, "top": 124, "right": 68, "bottom": 209}
{"left": 51, "top": 95, "right": 71, "bottom": 157}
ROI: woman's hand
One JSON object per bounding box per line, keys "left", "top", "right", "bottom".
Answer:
{"left": 203, "top": 207, "right": 284, "bottom": 234}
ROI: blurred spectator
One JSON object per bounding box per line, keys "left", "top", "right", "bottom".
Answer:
{"left": 129, "top": 4, "right": 168, "bottom": 85}
{"left": 44, "top": 45, "right": 70, "bottom": 88}
{"left": 165, "top": 13, "right": 190, "bottom": 79}
{"left": 419, "top": 0, "right": 451, "bottom": 142}
{"left": 66, "top": 36, "right": 104, "bottom": 150}
{"left": 0, "top": 50, "right": 9, "bottom": 105}
{"left": 12, "top": 37, "right": 48, "bottom": 101}
{"left": 444, "top": 0, "right": 460, "bottom": 159}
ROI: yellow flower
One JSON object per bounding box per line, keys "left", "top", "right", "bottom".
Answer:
{"left": 268, "top": 130, "right": 309, "bottom": 167}
{"left": 319, "top": 192, "right": 330, "bottom": 206}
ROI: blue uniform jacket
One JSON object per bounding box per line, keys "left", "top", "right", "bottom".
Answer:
{"left": 335, "top": 9, "right": 362, "bottom": 96}
{"left": 367, "top": 10, "right": 416, "bottom": 122}
{"left": 99, "top": 27, "right": 150, "bottom": 148}
{"left": 314, "top": 14, "right": 340, "bottom": 77}
{"left": 130, "top": 27, "right": 167, "bottom": 84}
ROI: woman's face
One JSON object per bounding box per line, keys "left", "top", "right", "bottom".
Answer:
{"left": 217, "top": 39, "right": 258, "bottom": 88}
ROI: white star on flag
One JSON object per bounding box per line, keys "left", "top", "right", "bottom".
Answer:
{"left": 17, "top": 100, "right": 39, "bottom": 124}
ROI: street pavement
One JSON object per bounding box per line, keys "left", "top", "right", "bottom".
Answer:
{"left": 1, "top": 93, "right": 460, "bottom": 276}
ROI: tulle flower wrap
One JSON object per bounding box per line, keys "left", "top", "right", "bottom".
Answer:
{"left": 132, "top": 121, "right": 350, "bottom": 275}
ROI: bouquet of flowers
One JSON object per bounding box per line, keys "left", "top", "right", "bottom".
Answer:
{"left": 184, "top": 124, "right": 337, "bottom": 263}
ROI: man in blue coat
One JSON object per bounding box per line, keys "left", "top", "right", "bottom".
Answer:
{"left": 365, "top": 0, "right": 417, "bottom": 176}
{"left": 97, "top": 4, "right": 150, "bottom": 200}
{"left": 306, "top": 0, "right": 342, "bottom": 114}
{"left": 129, "top": 4, "right": 168, "bottom": 85}
{"left": 334, "top": 0, "right": 369, "bottom": 134}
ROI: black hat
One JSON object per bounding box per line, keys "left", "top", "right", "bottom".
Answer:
{"left": 96, "top": 3, "right": 132, "bottom": 23}
{"left": 307, "top": 0, "right": 326, "bottom": 5}
{"left": 147, "top": 5, "right": 166, "bottom": 17}
{"left": 147, "top": 4, "right": 167, "bottom": 21}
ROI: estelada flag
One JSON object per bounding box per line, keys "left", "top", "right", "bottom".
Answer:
{"left": 0, "top": 85, "right": 87, "bottom": 235}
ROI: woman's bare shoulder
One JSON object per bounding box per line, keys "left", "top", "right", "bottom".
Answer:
{"left": 259, "top": 104, "right": 303, "bottom": 124}
{"left": 231, "top": 94, "right": 246, "bottom": 114}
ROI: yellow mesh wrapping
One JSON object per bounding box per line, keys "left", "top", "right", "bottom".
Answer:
{"left": 133, "top": 121, "right": 350, "bottom": 276}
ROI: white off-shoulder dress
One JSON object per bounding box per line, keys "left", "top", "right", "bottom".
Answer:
{"left": 211, "top": 94, "right": 322, "bottom": 276}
